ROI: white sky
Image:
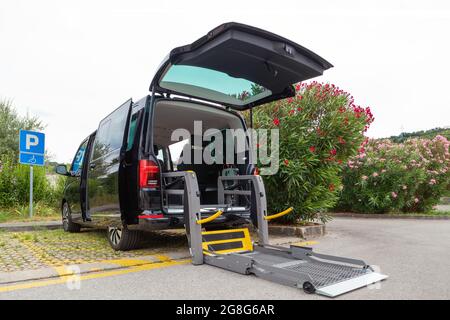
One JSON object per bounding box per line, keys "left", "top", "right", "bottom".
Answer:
{"left": 1, "top": 0, "right": 449, "bottom": 163}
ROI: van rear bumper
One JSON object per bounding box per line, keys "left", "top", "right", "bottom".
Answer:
{"left": 130, "top": 209, "right": 250, "bottom": 231}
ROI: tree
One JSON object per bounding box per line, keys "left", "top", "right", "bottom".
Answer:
{"left": 0, "top": 99, "right": 44, "bottom": 159}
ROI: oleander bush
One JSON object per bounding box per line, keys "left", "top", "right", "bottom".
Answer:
{"left": 252, "top": 82, "right": 374, "bottom": 223}
{"left": 337, "top": 136, "right": 450, "bottom": 213}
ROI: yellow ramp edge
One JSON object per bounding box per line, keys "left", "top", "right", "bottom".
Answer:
{"left": 201, "top": 228, "right": 253, "bottom": 254}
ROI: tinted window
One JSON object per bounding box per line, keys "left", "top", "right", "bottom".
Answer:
{"left": 160, "top": 65, "right": 271, "bottom": 106}
{"left": 70, "top": 139, "right": 89, "bottom": 175}
{"left": 126, "top": 113, "right": 139, "bottom": 151}
{"left": 92, "top": 103, "right": 129, "bottom": 160}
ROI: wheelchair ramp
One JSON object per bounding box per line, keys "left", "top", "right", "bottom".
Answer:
{"left": 202, "top": 228, "right": 253, "bottom": 255}
{"left": 315, "top": 272, "right": 387, "bottom": 297}
{"left": 242, "top": 249, "right": 388, "bottom": 297}
{"left": 278, "top": 258, "right": 387, "bottom": 297}
{"left": 173, "top": 171, "right": 388, "bottom": 297}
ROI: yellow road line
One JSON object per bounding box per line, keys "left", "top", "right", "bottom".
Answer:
{"left": 53, "top": 266, "right": 75, "bottom": 276}
{"left": 100, "top": 258, "right": 153, "bottom": 267}
{"left": 154, "top": 255, "right": 172, "bottom": 262}
{"left": 292, "top": 241, "right": 319, "bottom": 247}
{"left": 0, "top": 259, "right": 190, "bottom": 293}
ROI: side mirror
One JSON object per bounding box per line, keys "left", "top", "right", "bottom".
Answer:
{"left": 55, "top": 164, "right": 69, "bottom": 176}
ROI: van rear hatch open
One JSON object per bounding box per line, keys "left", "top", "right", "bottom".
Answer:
{"left": 150, "top": 22, "right": 333, "bottom": 110}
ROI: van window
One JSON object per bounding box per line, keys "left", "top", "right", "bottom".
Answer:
{"left": 160, "top": 65, "right": 272, "bottom": 106}
{"left": 70, "top": 139, "right": 89, "bottom": 175}
{"left": 92, "top": 103, "right": 129, "bottom": 160}
{"left": 126, "top": 113, "right": 138, "bottom": 151}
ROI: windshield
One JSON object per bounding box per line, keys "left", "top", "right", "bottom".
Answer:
{"left": 159, "top": 65, "right": 272, "bottom": 106}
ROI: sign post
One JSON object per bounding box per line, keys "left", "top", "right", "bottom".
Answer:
{"left": 19, "top": 130, "right": 45, "bottom": 218}
{"left": 29, "top": 165, "right": 33, "bottom": 218}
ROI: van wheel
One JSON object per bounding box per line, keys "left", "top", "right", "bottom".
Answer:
{"left": 62, "top": 202, "right": 81, "bottom": 233}
{"left": 107, "top": 227, "right": 141, "bottom": 251}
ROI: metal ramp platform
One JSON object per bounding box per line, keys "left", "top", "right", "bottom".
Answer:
{"left": 240, "top": 246, "right": 387, "bottom": 297}
{"left": 162, "top": 171, "right": 388, "bottom": 297}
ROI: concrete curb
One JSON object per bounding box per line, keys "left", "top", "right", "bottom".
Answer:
{"left": 331, "top": 212, "right": 450, "bottom": 220}
{"left": 0, "top": 221, "right": 62, "bottom": 232}
{"left": 267, "top": 223, "right": 326, "bottom": 238}
{"left": 0, "top": 252, "right": 191, "bottom": 286}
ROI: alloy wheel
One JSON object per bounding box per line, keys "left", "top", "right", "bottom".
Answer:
{"left": 62, "top": 203, "right": 69, "bottom": 230}
{"left": 109, "top": 227, "right": 122, "bottom": 246}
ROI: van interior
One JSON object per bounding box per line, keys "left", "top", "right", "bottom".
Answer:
{"left": 152, "top": 100, "right": 250, "bottom": 209}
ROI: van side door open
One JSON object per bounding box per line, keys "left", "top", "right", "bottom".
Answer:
{"left": 86, "top": 99, "right": 133, "bottom": 225}
{"left": 64, "top": 138, "right": 89, "bottom": 222}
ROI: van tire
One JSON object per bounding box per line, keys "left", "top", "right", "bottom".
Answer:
{"left": 107, "top": 226, "right": 141, "bottom": 251}
{"left": 62, "top": 202, "right": 81, "bottom": 233}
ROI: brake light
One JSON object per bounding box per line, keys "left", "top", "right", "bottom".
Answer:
{"left": 253, "top": 166, "right": 259, "bottom": 176}
{"left": 139, "top": 160, "right": 160, "bottom": 189}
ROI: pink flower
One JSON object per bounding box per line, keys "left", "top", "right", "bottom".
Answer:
{"left": 429, "top": 179, "right": 437, "bottom": 185}
{"left": 391, "top": 192, "right": 398, "bottom": 199}
{"left": 414, "top": 198, "right": 419, "bottom": 203}
{"left": 362, "top": 175, "right": 368, "bottom": 181}
{"left": 372, "top": 172, "right": 379, "bottom": 177}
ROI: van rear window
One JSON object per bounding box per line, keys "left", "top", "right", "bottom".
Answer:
{"left": 159, "top": 65, "right": 272, "bottom": 106}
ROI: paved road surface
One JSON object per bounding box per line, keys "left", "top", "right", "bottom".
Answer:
{"left": 1, "top": 218, "right": 449, "bottom": 300}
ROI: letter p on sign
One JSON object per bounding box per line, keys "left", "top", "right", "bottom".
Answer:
{"left": 26, "top": 134, "right": 39, "bottom": 150}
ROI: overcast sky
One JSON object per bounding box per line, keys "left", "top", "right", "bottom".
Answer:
{"left": 1, "top": 0, "right": 449, "bottom": 163}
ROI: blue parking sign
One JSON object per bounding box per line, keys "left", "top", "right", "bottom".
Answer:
{"left": 19, "top": 130, "right": 45, "bottom": 166}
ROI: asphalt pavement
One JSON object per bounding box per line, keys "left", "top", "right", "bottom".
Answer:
{"left": 0, "top": 217, "right": 449, "bottom": 300}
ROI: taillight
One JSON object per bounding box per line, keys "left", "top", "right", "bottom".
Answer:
{"left": 253, "top": 166, "right": 259, "bottom": 175}
{"left": 139, "top": 160, "right": 160, "bottom": 189}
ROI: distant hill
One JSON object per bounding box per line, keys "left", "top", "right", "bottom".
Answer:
{"left": 388, "top": 127, "right": 450, "bottom": 143}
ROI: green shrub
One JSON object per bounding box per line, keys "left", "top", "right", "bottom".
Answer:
{"left": 0, "top": 156, "right": 17, "bottom": 207}
{"left": 0, "top": 154, "right": 60, "bottom": 208}
{"left": 0, "top": 99, "right": 54, "bottom": 213}
{"left": 337, "top": 136, "right": 450, "bottom": 213}
{"left": 252, "top": 82, "right": 373, "bottom": 223}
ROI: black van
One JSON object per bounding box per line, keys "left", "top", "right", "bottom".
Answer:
{"left": 55, "top": 22, "right": 332, "bottom": 250}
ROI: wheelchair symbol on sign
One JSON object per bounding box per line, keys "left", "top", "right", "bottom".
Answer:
{"left": 28, "top": 155, "right": 37, "bottom": 164}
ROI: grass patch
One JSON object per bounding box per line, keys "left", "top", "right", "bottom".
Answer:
{"left": 14, "top": 229, "right": 109, "bottom": 247}
{"left": 0, "top": 203, "right": 60, "bottom": 223}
